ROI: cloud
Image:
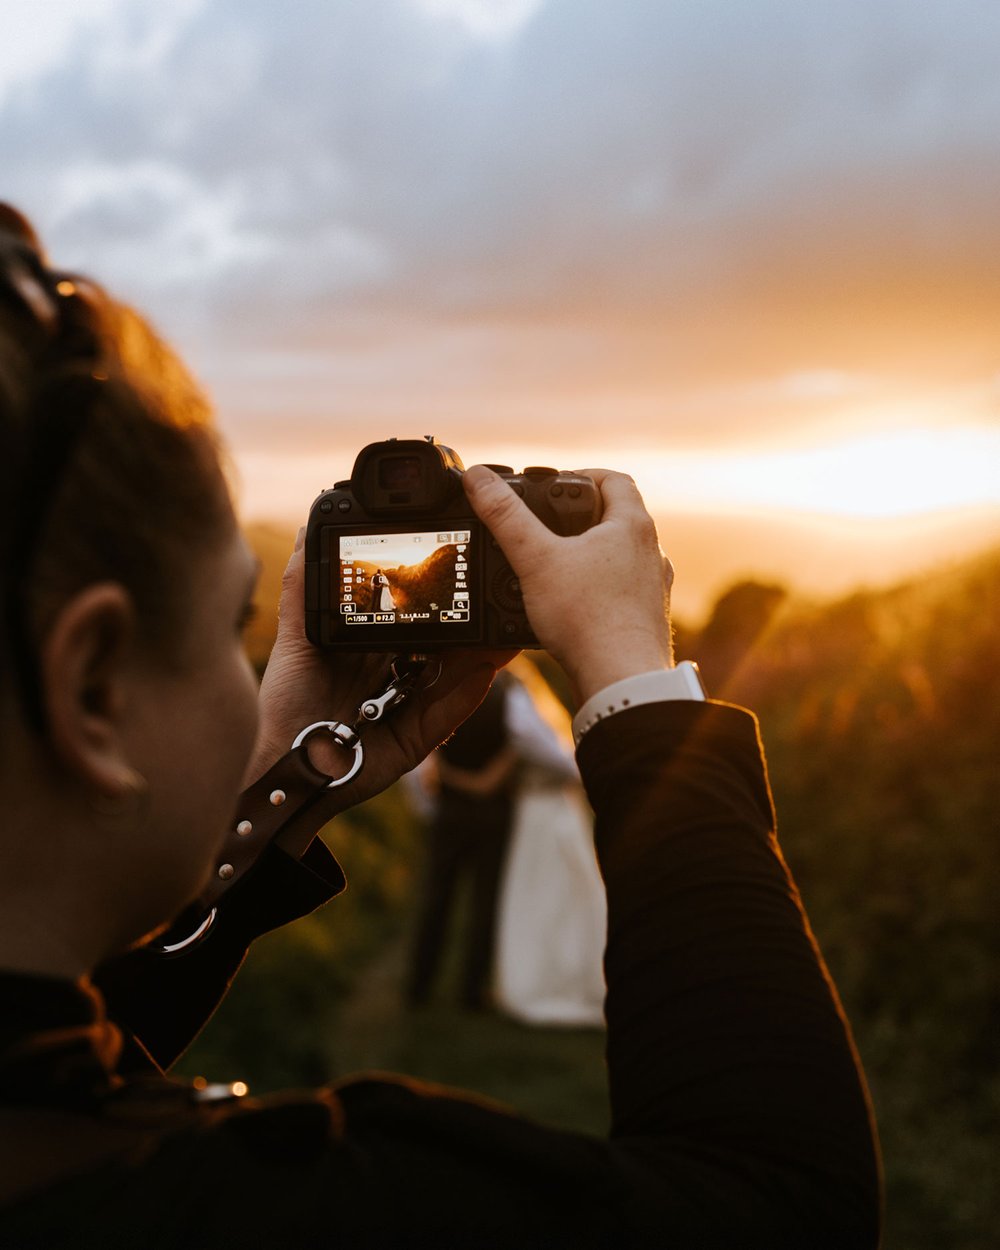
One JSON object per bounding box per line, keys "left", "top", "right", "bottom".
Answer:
{"left": 410, "top": 0, "right": 544, "bottom": 41}
{"left": 3, "top": 0, "right": 1000, "bottom": 448}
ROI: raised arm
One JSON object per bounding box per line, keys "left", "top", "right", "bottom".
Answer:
{"left": 463, "top": 465, "right": 882, "bottom": 1246}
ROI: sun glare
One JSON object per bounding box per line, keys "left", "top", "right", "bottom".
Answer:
{"left": 632, "top": 426, "right": 1000, "bottom": 521}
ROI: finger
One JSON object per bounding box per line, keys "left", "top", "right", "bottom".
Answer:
{"left": 407, "top": 648, "right": 510, "bottom": 725}
{"left": 358, "top": 655, "right": 495, "bottom": 771}
{"left": 275, "top": 540, "right": 306, "bottom": 638}
{"left": 573, "top": 468, "right": 648, "bottom": 520}
{"left": 417, "top": 650, "right": 507, "bottom": 710}
{"left": 406, "top": 657, "right": 500, "bottom": 748}
{"left": 463, "top": 465, "right": 556, "bottom": 572}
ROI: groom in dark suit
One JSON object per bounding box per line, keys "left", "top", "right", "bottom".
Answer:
{"left": 405, "top": 674, "right": 515, "bottom": 1010}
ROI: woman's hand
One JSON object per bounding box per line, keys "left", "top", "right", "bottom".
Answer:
{"left": 463, "top": 466, "right": 674, "bottom": 703}
{"left": 246, "top": 529, "right": 515, "bottom": 819}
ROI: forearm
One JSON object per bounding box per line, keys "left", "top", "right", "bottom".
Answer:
{"left": 579, "top": 701, "right": 881, "bottom": 1245}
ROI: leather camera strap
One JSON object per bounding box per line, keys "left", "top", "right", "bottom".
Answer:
{"left": 154, "top": 720, "right": 363, "bottom": 955}
{"left": 155, "top": 660, "right": 436, "bottom": 955}
{"left": 200, "top": 743, "right": 339, "bottom": 910}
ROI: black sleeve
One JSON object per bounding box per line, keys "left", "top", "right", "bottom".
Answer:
{"left": 93, "top": 838, "right": 344, "bottom": 1072}
{"left": 575, "top": 700, "right": 882, "bottom": 1246}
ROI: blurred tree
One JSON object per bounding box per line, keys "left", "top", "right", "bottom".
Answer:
{"left": 686, "top": 579, "right": 787, "bottom": 694}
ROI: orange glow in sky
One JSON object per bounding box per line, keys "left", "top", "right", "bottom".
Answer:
{"left": 231, "top": 420, "right": 1000, "bottom": 620}
{"left": 232, "top": 423, "right": 999, "bottom": 524}
{"left": 632, "top": 426, "right": 1000, "bottom": 520}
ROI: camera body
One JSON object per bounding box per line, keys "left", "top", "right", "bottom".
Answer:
{"left": 304, "top": 437, "right": 602, "bottom": 651}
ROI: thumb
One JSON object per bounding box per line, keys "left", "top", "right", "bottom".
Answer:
{"left": 463, "top": 465, "right": 554, "bottom": 575}
{"left": 275, "top": 531, "right": 307, "bottom": 640}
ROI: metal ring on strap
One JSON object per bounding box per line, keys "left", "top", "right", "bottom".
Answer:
{"left": 153, "top": 906, "right": 218, "bottom": 955}
{"left": 291, "top": 720, "right": 365, "bottom": 788}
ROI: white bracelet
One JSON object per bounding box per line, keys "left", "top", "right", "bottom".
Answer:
{"left": 572, "top": 662, "right": 707, "bottom": 746}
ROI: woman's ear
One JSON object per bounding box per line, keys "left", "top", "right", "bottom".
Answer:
{"left": 38, "top": 583, "right": 139, "bottom": 797}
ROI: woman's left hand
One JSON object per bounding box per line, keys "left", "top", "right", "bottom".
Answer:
{"left": 245, "top": 531, "right": 516, "bottom": 822}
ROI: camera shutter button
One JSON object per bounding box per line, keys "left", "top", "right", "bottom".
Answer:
{"left": 524, "top": 465, "right": 557, "bottom": 478}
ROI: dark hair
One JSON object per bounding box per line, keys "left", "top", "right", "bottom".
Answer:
{"left": 0, "top": 205, "right": 234, "bottom": 727}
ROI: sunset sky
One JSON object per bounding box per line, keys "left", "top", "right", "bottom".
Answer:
{"left": 3, "top": 0, "right": 998, "bottom": 616}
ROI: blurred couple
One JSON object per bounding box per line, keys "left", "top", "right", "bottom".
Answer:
{"left": 404, "top": 657, "right": 606, "bottom": 1026}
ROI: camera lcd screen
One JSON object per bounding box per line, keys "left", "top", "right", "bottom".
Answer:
{"left": 329, "top": 524, "right": 481, "bottom": 644}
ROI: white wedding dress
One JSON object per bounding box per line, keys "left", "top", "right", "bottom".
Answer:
{"left": 492, "top": 676, "right": 607, "bottom": 1028}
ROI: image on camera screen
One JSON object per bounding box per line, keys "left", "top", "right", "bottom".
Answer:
{"left": 338, "top": 529, "right": 472, "bottom": 626}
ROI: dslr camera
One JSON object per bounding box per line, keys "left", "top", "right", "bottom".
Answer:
{"left": 305, "top": 437, "right": 601, "bottom": 651}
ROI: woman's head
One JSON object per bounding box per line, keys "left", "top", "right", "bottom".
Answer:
{"left": 0, "top": 207, "right": 261, "bottom": 965}
{"left": 0, "top": 204, "right": 235, "bottom": 725}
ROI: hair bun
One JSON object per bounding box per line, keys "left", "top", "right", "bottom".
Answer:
{"left": 0, "top": 203, "right": 45, "bottom": 256}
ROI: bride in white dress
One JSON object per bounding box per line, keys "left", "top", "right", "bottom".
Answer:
{"left": 371, "top": 570, "right": 395, "bottom": 612}
{"left": 492, "top": 659, "right": 607, "bottom": 1028}
{"left": 401, "top": 660, "right": 606, "bottom": 1026}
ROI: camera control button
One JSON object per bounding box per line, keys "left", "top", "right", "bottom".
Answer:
{"left": 550, "top": 483, "right": 564, "bottom": 497}
{"left": 493, "top": 568, "right": 525, "bottom": 612}
{"left": 320, "top": 499, "right": 333, "bottom": 513}
{"left": 568, "top": 484, "right": 581, "bottom": 498}
{"left": 524, "top": 465, "right": 557, "bottom": 478}
{"left": 337, "top": 499, "right": 352, "bottom": 513}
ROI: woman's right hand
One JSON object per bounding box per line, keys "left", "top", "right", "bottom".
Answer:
{"left": 463, "top": 466, "right": 675, "bottom": 703}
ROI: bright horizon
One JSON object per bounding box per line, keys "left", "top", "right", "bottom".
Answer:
{"left": 232, "top": 422, "right": 1000, "bottom": 621}
{"left": 231, "top": 423, "right": 999, "bottom": 521}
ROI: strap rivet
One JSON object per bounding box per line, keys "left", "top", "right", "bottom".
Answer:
{"left": 269, "top": 789, "right": 287, "bottom": 807}
{"left": 218, "top": 863, "right": 235, "bottom": 880}
{"left": 236, "top": 819, "right": 253, "bottom": 837}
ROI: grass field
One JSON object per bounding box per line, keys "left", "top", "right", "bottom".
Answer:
{"left": 327, "top": 930, "right": 610, "bottom": 1136}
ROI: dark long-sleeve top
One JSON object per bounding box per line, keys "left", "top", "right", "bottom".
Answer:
{"left": 0, "top": 701, "right": 881, "bottom": 1248}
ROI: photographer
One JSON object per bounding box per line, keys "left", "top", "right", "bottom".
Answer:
{"left": 0, "top": 207, "right": 880, "bottom": 1248}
